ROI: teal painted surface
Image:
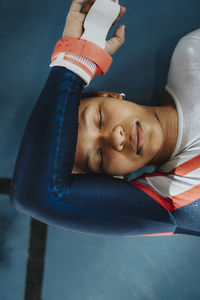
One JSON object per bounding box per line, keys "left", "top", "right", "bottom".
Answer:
{"left": 0, "top": 196, "right": 30, "bottom": 300}
{"left": 43, "top": 227, "right": 200, "bottom": 300}
{"left": 1, "top": 0, "right": 200, "bottom": 299}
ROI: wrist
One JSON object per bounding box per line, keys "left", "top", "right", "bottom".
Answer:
{"left": 50, "top": 37, "right": 113, "bottom": 87}
{"left": 50, "top": 52, "right": 97, "bottom": 87}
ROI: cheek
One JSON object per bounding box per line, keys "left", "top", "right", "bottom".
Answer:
{"left": 104, "top": 103, "right": 132, "bottom": 124}
{"left": 105, "top": 151, "right": 146, "bottom": 175}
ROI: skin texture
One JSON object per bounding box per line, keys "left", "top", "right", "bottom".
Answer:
{"left": 64, "top": 1, "right": 178, "bottom": 177}
{"left": 73, "top": 90, "right": 178, "bottom": 176}
{"left": 62, "top": 0, "right": 126, "bottom": 56}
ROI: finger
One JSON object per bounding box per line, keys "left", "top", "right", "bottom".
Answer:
{"left": 111, "top": 24, "right": 125, "bottom": 46}
{"left": 105, "top": 24, "right": 125, "bottom": 55}
{"left": 69, "top": 0, "right": 86, "bottom": 13}
{"left": 111, "top": 6, "right": 126, "bottom": 29}
{"left": 80, "top": 0, "right": 95, "bottom": 14}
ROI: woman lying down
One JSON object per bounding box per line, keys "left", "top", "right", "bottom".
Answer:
{"left": 10, "top": 0, "right": 200, "bottom": 237}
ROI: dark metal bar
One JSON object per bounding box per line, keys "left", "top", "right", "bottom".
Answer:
{"left": 24, "top": 218, "right": 47, "bottom": 300}
{"left": 0, "top": 178, "right": 11, "bottom": 195}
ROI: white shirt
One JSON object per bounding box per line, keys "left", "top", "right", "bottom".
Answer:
{"left": 131, "top": 29, "right": 200, "bottom": 212}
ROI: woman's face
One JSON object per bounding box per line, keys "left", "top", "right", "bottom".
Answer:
{"left": 74, "top": 92, "right": 163, "bottom": 176}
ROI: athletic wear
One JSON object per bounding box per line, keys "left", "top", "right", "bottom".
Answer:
{"left": 50, "top": 52, "right": 96, "bottom": 87}
{"left": 50, "top": 0, "right": 120, "bottom": 86}
{"left": 81, "top": 0, "right": 120, "bottom": 49}
{"left": 133, "top": 29, "right": 200, "bottom": 217}
{"left": 10, "top": 30, "right": 200, "bottom": 237}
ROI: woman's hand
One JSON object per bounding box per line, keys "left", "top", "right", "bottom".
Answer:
{"left": 62, "top": 0, "right": 126, "bottom": 55}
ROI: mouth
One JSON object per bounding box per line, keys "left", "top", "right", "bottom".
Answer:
{"left": 130, "top": 121, "right": 144, "bottom": 154}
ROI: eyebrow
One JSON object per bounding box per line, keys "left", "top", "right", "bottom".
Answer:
{"left": 81, "top": 106, "right": 88, "bottom": 129}
{"left": 81, "top": 105, "right": 106, "bottom": 174}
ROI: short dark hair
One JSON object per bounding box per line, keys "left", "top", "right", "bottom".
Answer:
{"left": 80, "top": 90, "right": 99, "bottom": 101}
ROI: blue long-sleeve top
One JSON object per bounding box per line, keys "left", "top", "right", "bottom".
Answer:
{"left": 10, "top": 66, "right": 200, "bottom": 237}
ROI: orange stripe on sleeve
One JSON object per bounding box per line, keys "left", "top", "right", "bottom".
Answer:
{"left": 129, "top": 181, "right": 174, "bottom": 212}
{"left": 170, "top": 154, "right": 200, "bottom": 176}
{"left": 129, "top": 155, "right": 200, "bottom": 212}
{"left": 136, "top": 155, "right": 200, "bottom": 180}
{"left": 130, "top": 181, "right": 200, "bottom": 212}
{"left": 138, "top": 232, "right": 174, "bottom": 237}
{"left": 171, "top": 184, "right": 200, "bottom": 210}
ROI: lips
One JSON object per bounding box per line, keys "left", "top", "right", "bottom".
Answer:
{"left": 130, "top": 122, "right": 144, "bottom": 154}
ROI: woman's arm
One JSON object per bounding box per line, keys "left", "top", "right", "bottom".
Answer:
{"left": 10, "top": 0, "right": 176, "bottom": 236}
{"left": 10, "top": 66, "right": 176, "bottom": 236}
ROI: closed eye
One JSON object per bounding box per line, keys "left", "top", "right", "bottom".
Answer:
{"left": 99, "top": 109, "right": 102, "bottom": 128}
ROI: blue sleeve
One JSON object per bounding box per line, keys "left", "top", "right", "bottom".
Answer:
{"left": 10, "top": 66, "right": 176, "bottom": 236}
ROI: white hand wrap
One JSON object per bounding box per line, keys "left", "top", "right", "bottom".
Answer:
{"left": 81, "top": 0, "right": 121, "bottom": 49}
{"left": 50, "top": 0, "right": 120, "bottom": 86}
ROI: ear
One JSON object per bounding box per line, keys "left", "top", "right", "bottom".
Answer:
{"left": 97, "top": 91, "right": 126, "bottom": 100}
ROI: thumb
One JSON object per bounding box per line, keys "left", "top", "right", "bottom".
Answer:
{"left": 105, "top": 25, "right": 125, "bottom": 56}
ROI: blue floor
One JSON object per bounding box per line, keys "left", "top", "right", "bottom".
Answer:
{"left": 1, "top": 0, "right": 200, "bottom": 299}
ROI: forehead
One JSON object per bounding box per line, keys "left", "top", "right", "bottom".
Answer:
{"left": 79, "top": 96, "right": 138, "bottom": 117}
{"left": 80, "top": 96, "right": 107, "bottom": 104}
{"left": 80, "top": 95, "right": 126, "bottom": 108}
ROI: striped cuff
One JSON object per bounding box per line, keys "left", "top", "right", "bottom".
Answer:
{"left": 49, "top": 53, "right": 97, "bottom": 87}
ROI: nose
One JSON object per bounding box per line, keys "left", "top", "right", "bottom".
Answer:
{"left": 101, "top": 125, "right": 125, "bottom": 151}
